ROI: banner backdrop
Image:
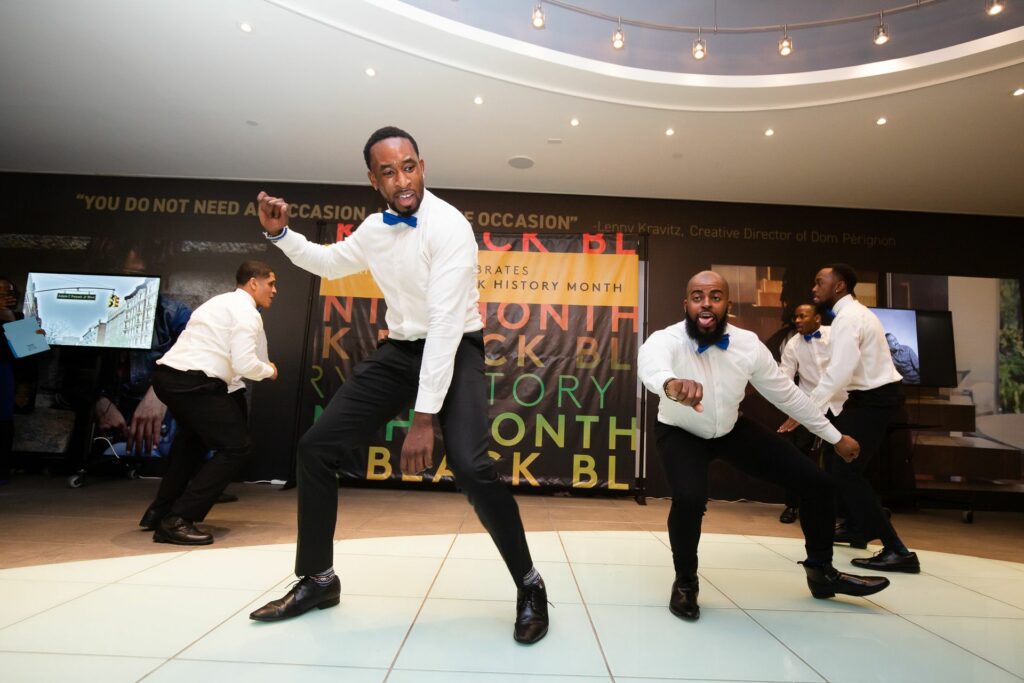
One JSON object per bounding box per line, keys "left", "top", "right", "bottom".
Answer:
{"left": 303, "top": 227, "right": 641, "bottom": 490}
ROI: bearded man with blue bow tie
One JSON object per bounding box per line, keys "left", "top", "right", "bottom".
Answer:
{"left": 638, "top": 271, "right": 889, "bottom": 622}
{"left": 249, "top": 127, "right": 547, "bottom": 644}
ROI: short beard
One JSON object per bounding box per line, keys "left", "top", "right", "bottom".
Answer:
{"left": 684, "top": 312, "right": 728, "bottom": 348}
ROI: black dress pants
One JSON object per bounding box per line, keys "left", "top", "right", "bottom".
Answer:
{"left": 656, "top": 417, "right": 835, "bottom": 578}
{"left": 294, "top": 332, "right": 534, "bottom": 585}
{"left": 150, "top": 366, "right": 250, "bottom": 522}
{"left": 827, "top": 382, "right": 904, "bottom": 548}
{"left": 782, "top": 425, "right": 820, "bottom": 509}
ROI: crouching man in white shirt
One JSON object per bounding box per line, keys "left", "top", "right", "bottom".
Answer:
{"left": 141, "top": 261, "right": 278, "bottom": 545}
{"left": 638, "top": 270, "right": 890, "bottom": 622}
{"left": 249, "top": 127, "right": 547, "bottom": 645}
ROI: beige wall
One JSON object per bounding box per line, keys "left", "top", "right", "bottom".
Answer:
{"left": 948, "top": 276, "right": 1000, "bottom": 415}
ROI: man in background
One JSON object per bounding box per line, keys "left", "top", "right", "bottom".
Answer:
{"left": 139, "top": 261, "right": 278, "bottom": 545}
{"left": 776, "top": 303, "right": 847, "bottom": 525}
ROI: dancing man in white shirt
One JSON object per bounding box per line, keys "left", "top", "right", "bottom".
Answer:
{"left": 638, "top": 270, "right": 890, "bottom": 621}
{"left": 248, "top": 127, "right": 548, "bottom": 644}
{"left": 140, "top": 261, "right": 278, "bottom": 545}
{"left": 776, "top": 303, "right": 848, "bottom": 525}
{"left": 801, "top": 263, "right": 921, "bottom": 572}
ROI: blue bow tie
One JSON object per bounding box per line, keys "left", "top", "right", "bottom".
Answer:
{"left": 697, "top": 334, "right": 730, "bottom": 354}
{"left": 803, "top": 330, "right": 822, "bottom": 342}
{"left": 382, "top": 212, "right": 418, "bottom": 228}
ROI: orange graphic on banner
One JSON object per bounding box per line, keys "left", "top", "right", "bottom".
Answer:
{"left": 320, "top": 251, "right": 638, "bottom": 307}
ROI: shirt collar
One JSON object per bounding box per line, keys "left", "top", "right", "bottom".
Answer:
{"left": 832, "top": 294, "right": 854, "bottom": 315}
{"left": 235, "top": 288, "right": 258, "bottom": 309}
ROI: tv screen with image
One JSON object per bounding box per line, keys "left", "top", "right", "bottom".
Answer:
{"left": 869, "top": 307, "right": 957, "bottom": 388}
{"left": 23, "top": 272, "right": 161, "bottom": 350}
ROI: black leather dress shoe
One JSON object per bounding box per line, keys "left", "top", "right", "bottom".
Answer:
{"left": 514, "top": 578, "right": 549, "bottom": 644}
{"left": 833, "top": 524, "right": 868, "bottom": 549}
{"left": 152, "top": 515, "right": 213, "bottom": 545}
{"left": 215, "top": 492, "right": 238, "bottom": 504}
{"left": 779, "top": 506, "right": 799, "bottom": 524}
{"left": 669, "top": 576, "right": 700, "bottom": 620}
{"left": 139, "top": 505, "right": 168, "bottom": 531}
{"left": 802, "top": 562, "right": 890, "bottom": 599}
{"left": 250, "top": 575, "right": 341, "bottom": 622}
{"left": 851, "top": 549, "right": 921, "bottom": 574}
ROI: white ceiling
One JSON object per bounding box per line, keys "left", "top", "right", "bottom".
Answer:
{"left": 1, "top": 0, "right": 1023, "bottom": 216}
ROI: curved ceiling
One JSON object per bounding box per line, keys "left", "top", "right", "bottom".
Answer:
{"left": 0, "top": 0, "right": 1022, "bottom": 217}
{"left": 402, "top": 0, "right": 1022, "bottom": 76}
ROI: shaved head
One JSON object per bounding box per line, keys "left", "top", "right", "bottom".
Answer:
{"left": 686, "top": 270, "right": 729, "bottom": 300}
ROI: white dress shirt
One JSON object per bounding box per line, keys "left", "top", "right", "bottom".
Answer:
{"left": 808, "top": 294, "right": 903, "bottom": 412}
{"left": 779, "top": 326, "right": 846, "bottom": 416}
{"left": 638, "top": 322, "right": 842, "bottom": 444}
{"left": 270, "top": 189, "right": 483, "bottom": 414}
{"left": 157, "top": 289, "right": 275, "bottom": 393}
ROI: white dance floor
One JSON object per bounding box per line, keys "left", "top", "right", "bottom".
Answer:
{"left": 1, "top": 530, "right": 1022, "bottom": 682}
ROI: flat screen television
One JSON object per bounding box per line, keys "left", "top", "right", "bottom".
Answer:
{"left": 869, "top": 307, "right": 957, "bottom": 387}
{"left": 22, "top": 272, "right": 161, "bottom": 350}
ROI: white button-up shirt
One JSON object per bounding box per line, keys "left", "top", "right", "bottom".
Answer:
{"left": 270, "top": 189, "right": 483, "bottom": 414}
{"left": 779, "top": 325, "right": 846, "bottom": 416}
{"left": 808, "top": 294, "right": 903, "bottom": 412}
{"left": 638, "top": 322, "right": 842, "bottom": 444}
{"left": 157, "top": 288, "right": 275, "bottom": 393}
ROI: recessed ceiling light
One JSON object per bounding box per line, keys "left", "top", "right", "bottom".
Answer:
{"left": 473, "top": 96, "right": 484, "bottom": 105}
{"left": 570, "top": 118, "right": 580, "bottom": 127}
{"left": 764, "top": 128, "right": 775, "bottom": 137}
{"left": 239, "top": 22, "right": 253, "bottom": 33}
{"left": 547, "top": 138, "right": 563, "bottom": 144}
{"left": 365, "top": 67, "right": 376, "bottom": 77}
{"left": 508, "top": 156, "right": 535, "bottom": 169}
{"left": 876, "top": 117, "right": 887, "bottom": 126}
{"left": 987, "top": 0, "right": 1005, "bottom": 16}
{"left": 1013, "top": 88, "right": 1024, "bottom": 97}
{"left": 665, "top": 128, "right": 675, "bottom": 136}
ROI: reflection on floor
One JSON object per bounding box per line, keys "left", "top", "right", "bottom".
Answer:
{"left": 1, "top": 530, "right": 1023, "bottom": 682}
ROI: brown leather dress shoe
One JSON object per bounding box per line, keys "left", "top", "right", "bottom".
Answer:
{"left": 514, "top": 578, "right": 549, "bottom": 644}
{"left": 669, "top": 576, "right": 700, "bottom": 620}
{"left": 851, "top": 549, "right": 921, "bottom": 574}
{"left": 250, "top": 575, "right": 341, "bottom": 622}
{"left": 152, "top": 515, "right": 213, "bottom": 545}
{"left": 802, "top": 562, "right": 890, "bottom": 599}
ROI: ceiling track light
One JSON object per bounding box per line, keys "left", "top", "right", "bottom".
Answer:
{"left": 531, "top": 4, "right": 545, "bottom": 29}
{"left": 612, "top": 18, "right": 625, "bottom": 49}
{"left": 692, "top": 27, "right": 707, "bottom": 60}
{"left": 873, "top": 12, "right": 890, "bottom": 45}
{"left": 778, "top": 25, "right": 793, "bottom": 56}
{"left": 986, "top": 0, "right": 1006, "bottom": 15}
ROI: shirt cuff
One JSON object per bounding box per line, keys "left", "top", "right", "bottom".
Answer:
{"left": 264, "top": 226, "right": 289, "bottom": 242}
{"left": 649, "top": 371, "right": 676, "bottom": 398}
{"left": 414, "top": 388, "right": 445, "bottom": 415}
{"left": 818, "top": 424, "right": 842, "bottom": 445}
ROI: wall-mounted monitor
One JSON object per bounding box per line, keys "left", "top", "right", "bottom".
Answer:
{"left": 869, "top": 307, "right": 957, "bottom": 388}
{"left": 23, "top": 272, "right": 161, "bottom": 350}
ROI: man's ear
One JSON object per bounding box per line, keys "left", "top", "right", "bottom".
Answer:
{"left": 367, "top": 169, "right": 377, "bottom": 191}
